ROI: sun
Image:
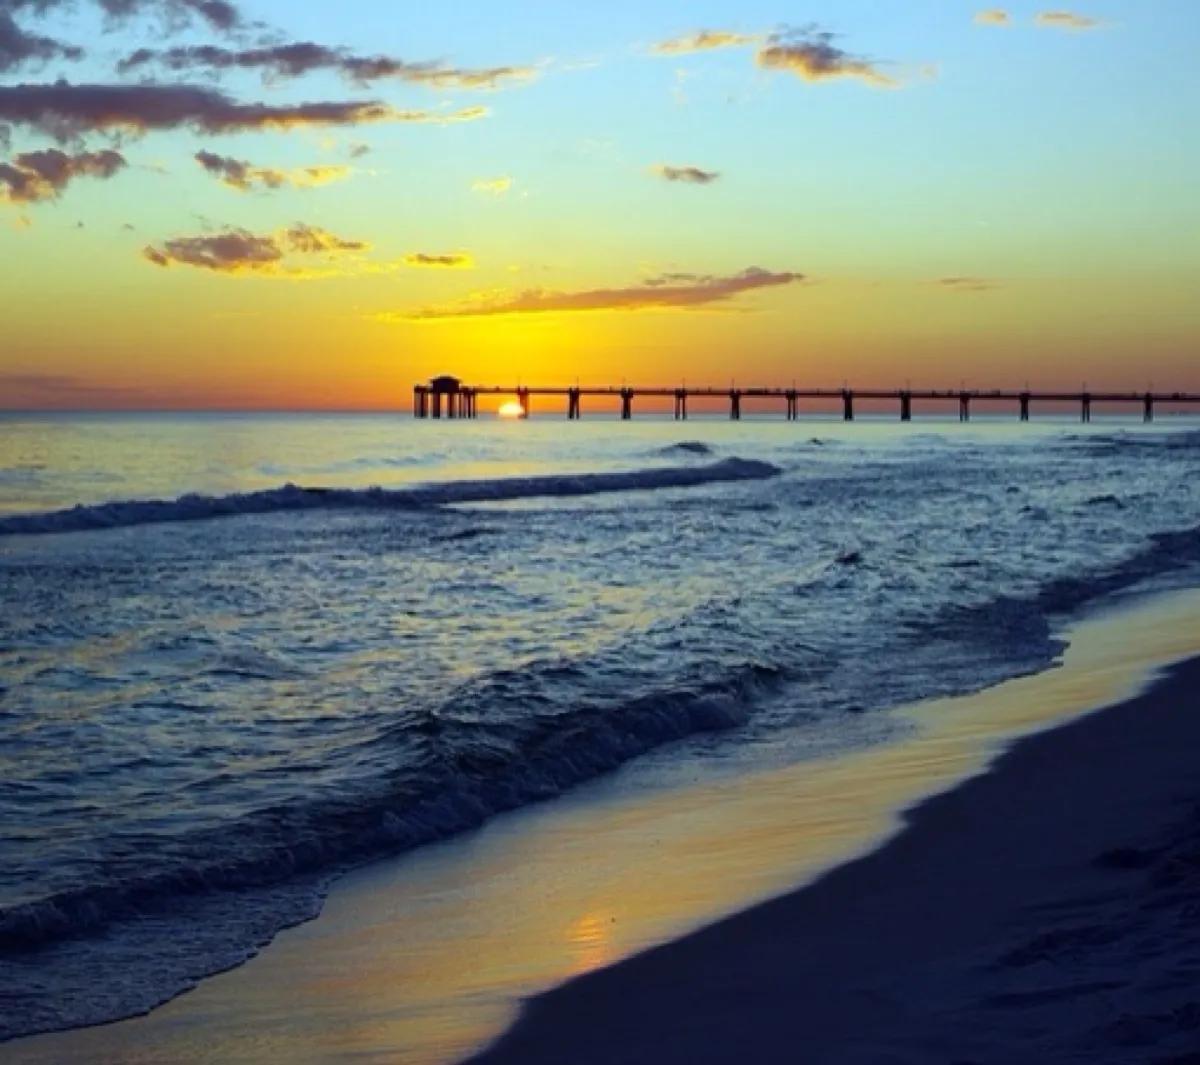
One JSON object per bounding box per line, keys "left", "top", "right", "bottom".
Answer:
{"left": 497, "top": 401, "right": 526, "bottom": 419}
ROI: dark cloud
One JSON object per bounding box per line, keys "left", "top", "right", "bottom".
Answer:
{"left": 396, "top": 266, "right": 802, "bottom": 319}
{"left": 117, "top": 41, "right": 536, "bottom": 89}
{"left": 143, "top": 222, "right": 369, "bottom": 274}
{"left": 144, "top": 227, "right": 280, "bottom": 271}
{"left": 194, "top": 149, "right": 349, "bottom": 190}
{"left": 0, "top": 81, "right": 460, "bottom": 143}
{"left": 652, "top": 164, "right": 719, "bottom": 184}
{"left": 0, "top": 146, "right": 125, "bottom": 203}
{"left": 756, "top": 29, "right": 896, "bottom": 88}
{"left": 100, "top": 0, "right": 239, "bottom": 31}
{"left": 0, "top": 11, "right": 83, "bottom": 72}
{"left": 2, "top": 0, "right": 241, "bottom": 35}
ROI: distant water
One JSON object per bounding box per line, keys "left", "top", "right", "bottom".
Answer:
{"left": 3, "top": 412, "right": 1200, "bottom": 1042}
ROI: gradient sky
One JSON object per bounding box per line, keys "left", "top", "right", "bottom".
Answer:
{"left": 0, "top": 1, "right": 1197, "bottom": 409}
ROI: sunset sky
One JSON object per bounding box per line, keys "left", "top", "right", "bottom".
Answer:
{"left": 1, "top": 1, "right": 1196, "bottom": 409}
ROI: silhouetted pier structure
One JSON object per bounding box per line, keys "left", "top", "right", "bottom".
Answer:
{"left": 413, "top": 379, "right": 1200, "bottom": 423}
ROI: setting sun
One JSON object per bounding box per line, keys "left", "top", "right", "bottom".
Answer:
{"left": 497, "top": 401, "right": 526, "bottom": 419}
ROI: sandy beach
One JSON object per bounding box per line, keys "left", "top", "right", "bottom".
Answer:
{"left": 7, "top": 587, "right": 1200, "bottom": 1064}
{"left": 474, "top": 630, "right": 1200, "bottom": 1063}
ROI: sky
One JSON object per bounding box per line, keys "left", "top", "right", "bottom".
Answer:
{"left": 0, "top": 0, "right": 1197, "bottom": 410}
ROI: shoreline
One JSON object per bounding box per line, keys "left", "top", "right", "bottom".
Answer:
{"left": 8, "top": 587, "right": 1200, "bottom": 1063}
{"left": 472, "top": 632, "right": 1200, "bottom": 1063}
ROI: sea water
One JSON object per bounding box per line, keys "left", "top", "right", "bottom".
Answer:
{"left": 2, "top": 411, "right": 1199, "bottom": 1040}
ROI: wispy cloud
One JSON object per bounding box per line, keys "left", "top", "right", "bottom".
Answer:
{"left": 389, "top": 266, "right": 801, "bottom": 320}
{"left": 974, "top": 9, "right": 1012, "bottom": 26}
{"left": 194, "top": 150, "right": 350, "bottom": 191}
{"left": 404, "top": 251, "right": 473, "bottom": 268}
{"left": 1, "top": 0, "right": 245, "bottom": 76}
{"left": 1034, "top": 11, "right": 1103, "bottom": 30}
{"left": 0, "top": 10, "right": 83, "bottom": 73}
{"left": 95, "top": 0, "right": 242, "bottom": 33}
{"left": 650, "top": 30, "right": 760, "bottom": 55}
{"left": 756, "top": 29, "right": 897, "bottom": 88}
{"left": 0, "top": 371, "right": 145, "bottom": 404}
{"left": 142, "top": 222, "right": 376, "bottom": 277}
{"left": 0, "top": 82, "right": 486, "bottom": 144}
{"left": 936, "top": 276, "right": 999, "bottom": 292}
{"left": 1, "top": 147, "right": 125, "bottom": 203}
{"left": 117, "top": 42, "right": 538, "bottom": 90}
{"left": 651, "top": 163, "right": 719, "bottom": 184}
{"left": 471, "top": 175, "right": 512, "bottom": 195}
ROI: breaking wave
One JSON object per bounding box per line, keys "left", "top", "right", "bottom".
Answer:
{"left": 0, "top": 458, "right": 780, "bottom": 537}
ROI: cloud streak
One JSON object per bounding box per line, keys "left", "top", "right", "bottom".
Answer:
{"left": 0, "top": 82, "right": 486, "bottom": 143}
{"left": 392, "top": 266, "right": 801, "bottom": 320}
{"left": 194, "top": 149, "right": 350, "bottom": 191}
{"left": 936, "top": 276, "right": 999, "bottom": 292}
{"left": 651, "top": 163, "right": 719, "bottom": 184}
{"left": 650, "top": 30, "right": 760, "bottom": 55}
{"left": 0, "top": 147, "right": 125, "bottom": 203}
{"left": 117, "top": 42, "right": 537, "bottom": 90}
{"left": 1034, "top": 11, "right": 1102, "bottom": 30}
{"left": 404, "top": 251, "right": 473, "bottom": 268}
{"left": 973, "top": 9, "right": 1011, "bottom": 26}
{"left": 142, "top": 222, "right": 372, "bottom": 276}
{"left": 471, "top": 175, "right": 511, "bottom": 195}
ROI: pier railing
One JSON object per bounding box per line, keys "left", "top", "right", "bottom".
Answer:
{"left": 412, "top": 384, "right": 1200, "bottom": 423}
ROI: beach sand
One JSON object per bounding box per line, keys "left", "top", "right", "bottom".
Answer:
{"left": 474, "top": 627, "right": 1200, "bottom": 1062}
{"left": 8, "top": 589, "right": 1200, "bottom": 1064}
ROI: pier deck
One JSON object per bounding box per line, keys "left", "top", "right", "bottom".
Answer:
{"left": 414, "top": 381, "right": 1200, "bottom": 422}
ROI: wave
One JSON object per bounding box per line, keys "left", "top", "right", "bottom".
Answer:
{"left": 1065, "top": 428, "right": 1200, "bottom": 456}
{"left": 0, "top": 658, "right": 778, "bottom": 957}
{"left": 5, "top": 516, "right": 1200, "bottom": 1040}
{"left": 0, "top": 458, "right": 780, "bottom": 537}
{"left": 10, "top": 520, "right": 1198, "bottom": 965}
{"left": 653, "top": 441, "right": 714, "bottom": 457}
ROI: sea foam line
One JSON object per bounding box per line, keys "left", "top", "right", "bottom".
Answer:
{"left": 0, "top": 458, "right": 781, "bottom": 536}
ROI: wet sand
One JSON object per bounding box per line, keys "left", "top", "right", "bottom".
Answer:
{"left": 9, "top": 589, "right": 1200, "bottom": 1064}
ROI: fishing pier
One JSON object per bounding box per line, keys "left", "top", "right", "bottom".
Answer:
{"left": 413, "top": 376, "right": 1200, "bottom": 423}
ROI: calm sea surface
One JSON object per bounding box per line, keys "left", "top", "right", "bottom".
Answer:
{"left": 2, "top": 412, "right": 1200, "bottom": 1040}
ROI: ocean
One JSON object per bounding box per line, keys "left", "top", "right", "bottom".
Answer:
{"left": 2, "top": 411, "right": 1200, "bottom": 1042}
